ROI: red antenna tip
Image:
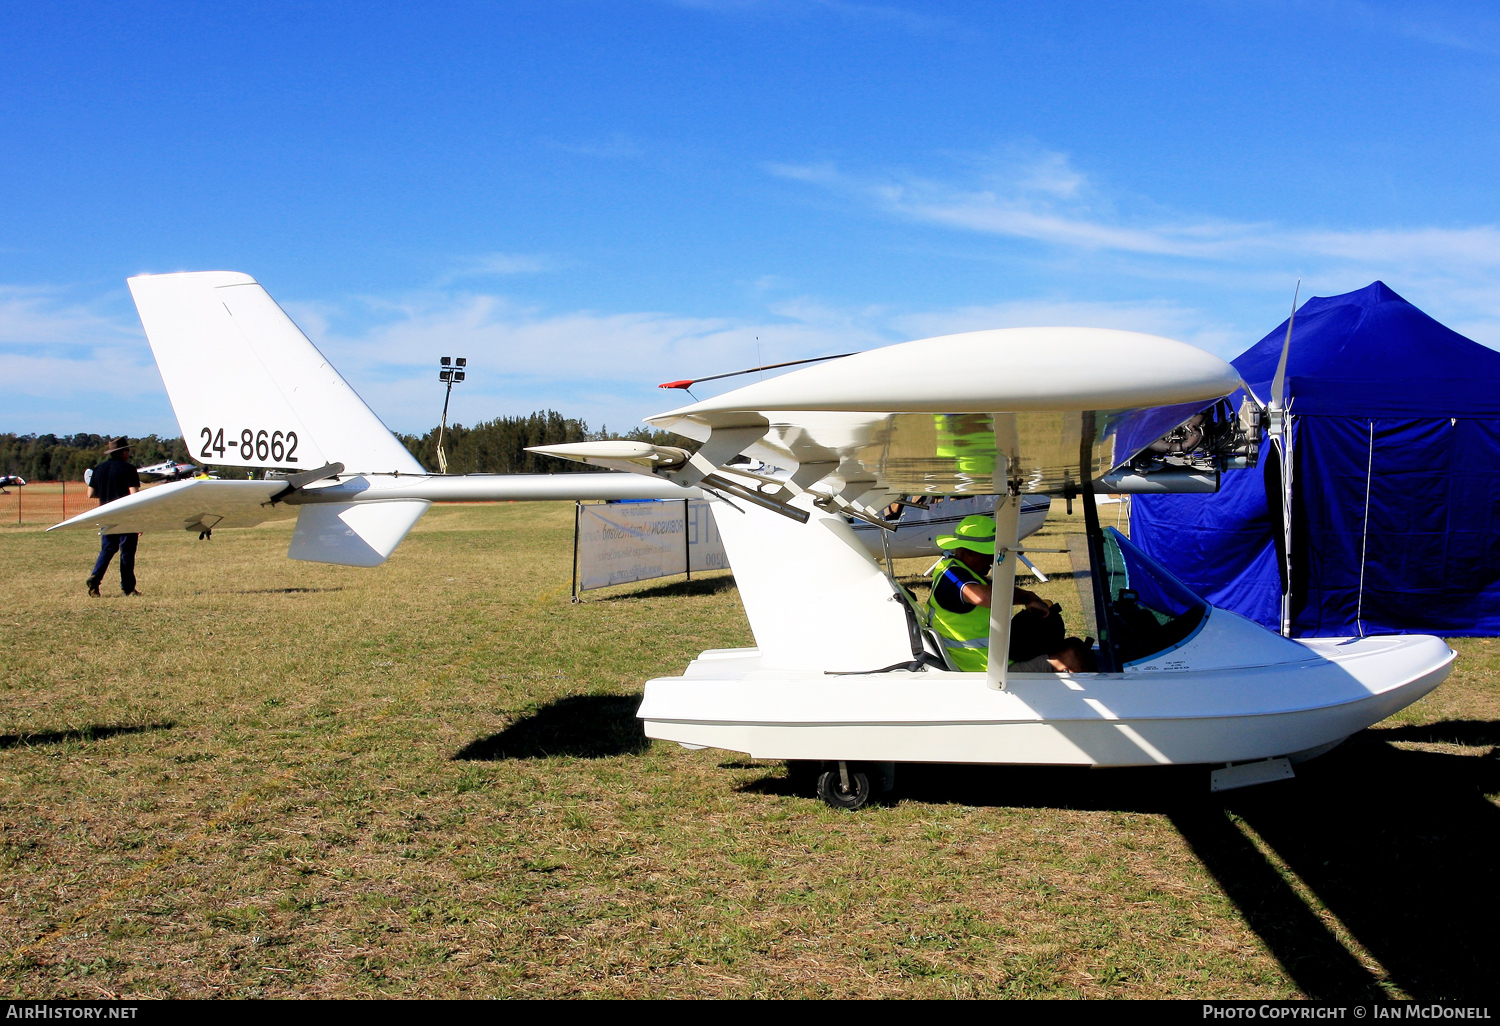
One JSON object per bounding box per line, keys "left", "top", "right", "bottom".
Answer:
{"left": 658, "top": 379, "right": 694, "bottom": 390}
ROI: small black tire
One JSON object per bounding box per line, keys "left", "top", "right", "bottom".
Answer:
{"left": 816, "top": 766, "right": 872, "bottom": 810}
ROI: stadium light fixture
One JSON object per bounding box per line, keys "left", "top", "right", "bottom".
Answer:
{"left": 436, "top": 355, "right": 468, "bottom": 474}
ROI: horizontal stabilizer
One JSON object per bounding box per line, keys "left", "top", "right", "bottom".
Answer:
{"left": 287, "top": 499, "right": 430, "bottom": 567}
{"left": 46, "top": 478, "right": 296, "bottom": 535}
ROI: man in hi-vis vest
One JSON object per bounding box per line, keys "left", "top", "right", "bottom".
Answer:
{"left": 926, "top": 515, "right": 1088, "bottom": 673}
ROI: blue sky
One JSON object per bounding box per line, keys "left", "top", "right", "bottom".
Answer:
{"left": 5, "top": 0, "right": 1500, "bottom": 436}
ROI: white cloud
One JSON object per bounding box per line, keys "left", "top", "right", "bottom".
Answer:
{"left": 293, "top": 290, "right": 896, "bottom": 432}
{"left": 0, "top": 287, "right": 159, "bottom": 401}
{"left": 0, "top": 287, "right": 171, "bottom": 434}
{"left": 433, "top": 252, "right": 561, "bottom": 286}
{"left": 1325, "top": 0, "right": 1500, "bottom": 57}
{"left": 767, "top": 147, "right": 1500, "bottom": 344}
{"left": 770, "top": 149, "right": 1500, "bottom": 266}
{"left": 293, "top": 288, "right": 1255, "bottom": 433}
{"left": 768, "top": 152, "right": 1277, "bottom": 259}
{"left": 5, "top": 265, "right": 1492, "bottom": 440}
{"left": 1299, "top": 226, "right": 1500, "bottom": 268}
{"left": 0, "top": 286, "right": 140, "bottom": 349}
{"left": 890, "top": 299, "right": 1241, "bottom": 356}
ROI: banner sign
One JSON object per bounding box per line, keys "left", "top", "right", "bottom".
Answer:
{"left": 576, "top": 499, "right": 728, "bottom": 592}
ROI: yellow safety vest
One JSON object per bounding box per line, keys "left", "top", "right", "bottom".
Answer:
{"left": 927, "top": 556, "right": 992, "bottom": 672}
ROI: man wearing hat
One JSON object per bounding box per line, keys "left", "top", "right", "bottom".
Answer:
{"left": 928, "top": 514, "right": 1086, "bottom": 673}
{"left": 85, "top": 437, "right": 142, "bottom": 597}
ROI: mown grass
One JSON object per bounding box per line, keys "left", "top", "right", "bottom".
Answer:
{"left": 0, "top": 500, "right": 1495, "bottom": 999}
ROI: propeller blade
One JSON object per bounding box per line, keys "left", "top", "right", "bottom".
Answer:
{"left": 1268, "top": 279, "right": 1300, "bottom": 423}
{"left": 1263, "top": 280, "right": 1301, "bottom": 638}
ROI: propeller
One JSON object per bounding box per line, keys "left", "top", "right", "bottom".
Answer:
{"left": 1265, "top": 281, "right": 1299, "bottom": 637}
{"left": 1267, "top": 280, "right": 1298, "bottom": 436}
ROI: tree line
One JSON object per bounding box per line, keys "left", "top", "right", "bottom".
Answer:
{"left": 1, "top": 413, "right": 696, "bottom": 480}
{"left": 0, "top": 433, "right": 191, "bottom": 482}
{"left": 399, "top": 413, "right": 693, "bottom": 475}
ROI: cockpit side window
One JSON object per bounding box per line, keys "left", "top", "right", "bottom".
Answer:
{"left": 1099, "top": 527, "right": 1209, "bottom": 666}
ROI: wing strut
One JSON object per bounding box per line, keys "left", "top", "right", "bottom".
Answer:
{"left": 986, "top": 414, "right": 1020, "bottom": 691}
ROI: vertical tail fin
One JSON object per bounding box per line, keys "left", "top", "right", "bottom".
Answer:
{"left": 128, "top": 271, "right": 423, "bottom": 476}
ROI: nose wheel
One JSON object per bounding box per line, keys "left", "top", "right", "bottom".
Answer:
{"left": 816, "top": 761, "right": 873, "bottom": 810}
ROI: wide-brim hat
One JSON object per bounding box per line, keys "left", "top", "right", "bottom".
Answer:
{"left": 935, "top": 513, "right": 997, "bottom": 555}
{"left": 104, "top": 436, "right": 131, "bottom": 454}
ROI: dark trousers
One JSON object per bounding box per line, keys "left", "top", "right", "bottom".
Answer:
{"left": 1009, "top": 604, "right": 1065, "bottom": 662}
{"left": 90, "top": 533, "right": 139, "bottom": 593}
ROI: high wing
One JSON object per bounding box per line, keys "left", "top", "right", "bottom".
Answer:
{"left": 534, "top": 326, "right": 1250, "bottom": 527}
{"left": 646, "top": 327, "right": 1242, "bottom": 498}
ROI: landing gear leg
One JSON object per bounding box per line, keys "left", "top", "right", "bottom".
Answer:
{"left": 817, "top": 761, "right": 873, "bottom": 810}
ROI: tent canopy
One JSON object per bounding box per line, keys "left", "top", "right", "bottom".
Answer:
{"left": 1234, "top": 281, "right": 1500, "bottom": 416}
{"left": 1131, "top": 282, "right": 1500, "bottom": 637}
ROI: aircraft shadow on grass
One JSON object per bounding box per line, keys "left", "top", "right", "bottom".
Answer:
{"left": 0, "top": 722, "right": 174, "bottom": 750}
{"left": 592, "top": 577, "right": 739, "bottom": 602}
{"left": 453, "top": 695, "right": 649, "bottom": 761}
{"left": 739, "top": 722, "right": 1500, "bottom": 1002}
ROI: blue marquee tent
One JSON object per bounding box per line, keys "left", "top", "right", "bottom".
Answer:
{"left": 1131, "top": 281, "right": 1500, "bottom": 637}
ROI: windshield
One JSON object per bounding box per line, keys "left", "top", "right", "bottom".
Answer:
{"left": 1098, "top": 527, "right": 1209, "bottom": 666}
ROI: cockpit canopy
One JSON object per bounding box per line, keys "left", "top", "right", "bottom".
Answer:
{"left": 1098, "top": 527, "right": 1210, "bottom": 666}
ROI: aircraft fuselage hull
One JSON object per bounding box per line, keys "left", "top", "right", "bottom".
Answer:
{"left": 637, "top": 633, "right": 1452, "bottom": 768}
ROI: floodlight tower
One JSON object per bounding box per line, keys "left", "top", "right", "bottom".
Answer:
{"left": 435, "top": 356, "right": 467, "bottom": 475}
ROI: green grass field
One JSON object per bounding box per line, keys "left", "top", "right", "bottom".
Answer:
{"left": 1, "top": 500, "right": 1496, "bottom": 999}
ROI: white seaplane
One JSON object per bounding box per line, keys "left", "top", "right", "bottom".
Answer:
{"left": 52, "top": 271, "right": 1454, "bottom": 807}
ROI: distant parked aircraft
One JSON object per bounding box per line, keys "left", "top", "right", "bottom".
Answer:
{"left": 137, "top": 460, "right": 200, "bottom": 482}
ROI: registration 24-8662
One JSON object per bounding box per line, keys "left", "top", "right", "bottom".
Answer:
{"left": 198, "top": 427, "right": 300, "bottom": 464}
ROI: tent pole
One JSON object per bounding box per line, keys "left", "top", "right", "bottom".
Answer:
{"left": 571, "top": 501, "right": 581, "bottom": 603}
{"left": 1279, "top": 414, "right": 1295, "bottom": 637}
{"left": 684, "top": 498, "right": 691, "bottom": 583}
{"left": 1356, "top": 421, "right": 1373, "bottom": 638}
